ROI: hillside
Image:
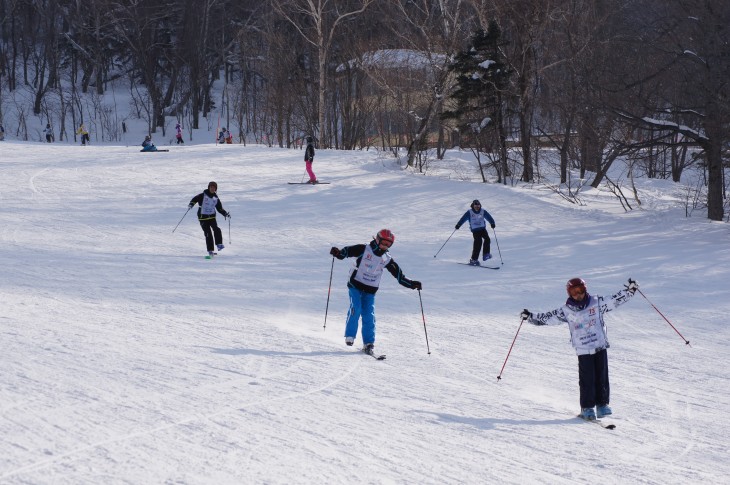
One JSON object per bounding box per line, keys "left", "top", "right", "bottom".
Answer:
{"left": 1, "top": 142, "right": 729, "bottom": 484}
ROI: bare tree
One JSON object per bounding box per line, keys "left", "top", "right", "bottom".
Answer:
{"left": 271, "top": 0, "right": 374, "bottom": 148}
{"left": 604, "top": 0, "right": 730, "bottom": 220}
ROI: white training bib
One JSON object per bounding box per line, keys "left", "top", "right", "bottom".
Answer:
{"left": 564, "top": 296, "right": 608, "bottom": 354}
{"left": 352, "top": 244, "right": 391, "bottom": 288}
{"left": 469, "top": 209, "right": 487, "bottom": 230}
{"left": 201, "top": 193, "right": 218, "bottom": 215}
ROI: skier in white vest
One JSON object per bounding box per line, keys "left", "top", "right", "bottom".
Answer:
{"left": 455, "top": 199, "right": 496, "bottom": 266}
{"left": 188, "top": 181, "right": 230, "bottom": 257}
{"left": 521, "top": 277, "right": 639, "bottom": 421}
{"left": 330, "top": 229, "right": 422, "bottom": 353}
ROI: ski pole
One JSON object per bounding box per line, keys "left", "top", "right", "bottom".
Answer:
{"left": 301, "top": 169, "right": 307, "bottom": 183}
{"left": 172, "top": 206, "right": 191, "bottom": 233}
{"left": 323, "top": 256, "right": 335, "bottom": 330}
{"left": 417, "top": 289, "right": 431, "bottom": 355}
{"left": 492, "top": 227, "right": 504, "bottom": 265}
{"left": 228, "top": 216, "right": 231, "bottom": 244}
{"left": 637, "top": 288, "right": 690, "bottom": 346}
{"left": 433, "top": 228, "right": 458, "bottom": 258}
{"left": 497, "top": 315, "right": 526, "bottom": 381}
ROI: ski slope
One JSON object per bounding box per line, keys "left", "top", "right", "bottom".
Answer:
{"left": 1, "top": 142, "right": 729, "bottom": 484}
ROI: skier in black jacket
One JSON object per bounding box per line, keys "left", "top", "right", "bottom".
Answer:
{"left": 330, "top": 229, "right": 422, "bottom": 352}
{"left": 304, "top": 136, "right": 317, "bottom": 184}
{"left": 188, "top": 181, "right": 230, "bottom": 257}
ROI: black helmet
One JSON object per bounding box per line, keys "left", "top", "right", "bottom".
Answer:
{"left": 471, "top": 199, "right": 481, "bottom": 208}
{"left": 145, "top": 135, "right": 151, "bottom": 140}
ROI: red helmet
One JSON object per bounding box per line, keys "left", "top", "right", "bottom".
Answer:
{"left": 375, "top": 229, "right": 395, "bottom": 246}
{"left": 566, "top": 277, "right": 587, "bottom": 296}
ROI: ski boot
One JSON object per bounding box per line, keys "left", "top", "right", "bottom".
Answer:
{"left": 580, "top": 407, "right": 596, "bottom": 421}
{"left": 596, "top": 404, "right": 612, "bottom": 418}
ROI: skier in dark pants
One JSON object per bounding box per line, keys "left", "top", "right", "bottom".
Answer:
{"left": 330, "top": 229, "right": 422, "bottom": 353}
{"left": 43, "top": 123, "right": 54, "bottom": 143}
{"left": 188, "top": 181, "right": 230, "bottom": 257}
{"left": 455, "top": 199, "right": 496, "bottom": 266}
{"left": 521, "top": 277, "right": 639, "bottom": 421}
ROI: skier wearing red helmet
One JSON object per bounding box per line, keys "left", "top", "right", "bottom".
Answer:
{"left": 521, "top": 277, "right": 639, "bottom": 421}
{"left": 330, "top": 229, "right": 422, "bottom": 353}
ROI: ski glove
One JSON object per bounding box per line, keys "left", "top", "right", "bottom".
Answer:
{"left": 188, "top": 203, "right": 194, "bottom": 209}
{"left": 490, "top": 223, "right": 496, "bottom": 229}
{"left": 411, "top": 280, "right": 422, "bottom": 290}
{"left": 455, "top": 224, "right": 461, "bottom": 230}
{"left": 625, "top": 278, "right": 639, "bottom": 293}
{"left": 330, "top": 247, "right": 340, "bottom": 257}
{"left": 520, "top": 309, "right": 532, "bottom": 320}
{"left": 225, "top": 212, "right": 231, "bottom": 219}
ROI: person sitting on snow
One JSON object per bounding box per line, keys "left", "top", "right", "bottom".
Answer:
{"left": 141, "top": 135, "right": 158, "bottom": 152}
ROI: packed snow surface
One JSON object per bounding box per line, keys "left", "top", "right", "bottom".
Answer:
{"left": 1, "top": 142, "right": 729, "bottom": 484}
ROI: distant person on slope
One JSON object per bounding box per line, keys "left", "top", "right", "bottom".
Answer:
{"left": 329, "top": 229, "right": 422, "bottom": 354}
{"left": 175, "top": 122, "right": 184, "bottom": 144}
{"left": 304, "top": 135, "right": 317, "bottom": 184}
{"left": 521, "top": 277, "right": 639, "bottom": 421}
{"left": 43, "top": 123, "right": 54, "bottom": 143}
{"left": 76, "top": 123, "right": 90, "bottom": 145}
{"left": 188, "top": 181, "right": 230, "bottom": 258}
{"left": 455, "top": 199, "right": 496, "bottom": 266}
{"left": 141, "top": 135, "right": 158, "bottom": 152}
{"left": 218, "top": 127, "right": 232, "bottom": 144}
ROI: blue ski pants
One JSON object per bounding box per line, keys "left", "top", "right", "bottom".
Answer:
{"left": 345, "top": 286, "right": 376, "bottom": 345}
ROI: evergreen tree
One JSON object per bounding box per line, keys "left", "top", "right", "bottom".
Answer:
{"left": 443, "top": 21, "right": 512, "bottom": 182}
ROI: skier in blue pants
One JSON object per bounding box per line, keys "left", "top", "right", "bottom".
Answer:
{"left": 330, "top": 229, "right": 422, "bottom": 353}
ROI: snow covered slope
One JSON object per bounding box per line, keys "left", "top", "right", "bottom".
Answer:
{"left": 1, "top": 142, "right": 728, "bottom": 484}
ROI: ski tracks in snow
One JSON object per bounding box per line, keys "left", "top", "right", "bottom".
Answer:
{"left": 1, "top": 339, "right": 363, "bottom": 481}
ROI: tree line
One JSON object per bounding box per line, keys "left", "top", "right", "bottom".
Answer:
{"left": 0, "top": 0, "right": 727, "bottom": 220}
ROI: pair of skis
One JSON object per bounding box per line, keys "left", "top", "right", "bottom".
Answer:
{"left": 577, "top": 415, "right": 616, "bottom": 429}
{"left": 457, "top": 262, "right": 500, "bottom": 270}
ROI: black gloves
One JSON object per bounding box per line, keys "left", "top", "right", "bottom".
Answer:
{"left": 455, "top": 224, "right": 460, "bottom": 230}
{"left": 625, "top": 278, "right": 638, "bottom": 293}
{"left": 188, "top": 203, "right": 194, "bottom": 209}
{"left": 411, "top": 280, "right": 422, "bottom": 290}
{"left": 520, "top": 309, "right": 532, "bottom": 320}
{"left": 330, "top": 247, "right": 340, "bottom": 257}
{"left": 225, "top": 212, "right": 231, "bottom": 219}
{"left": 490, "top": 223, "right": 495, "bottom": 229}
